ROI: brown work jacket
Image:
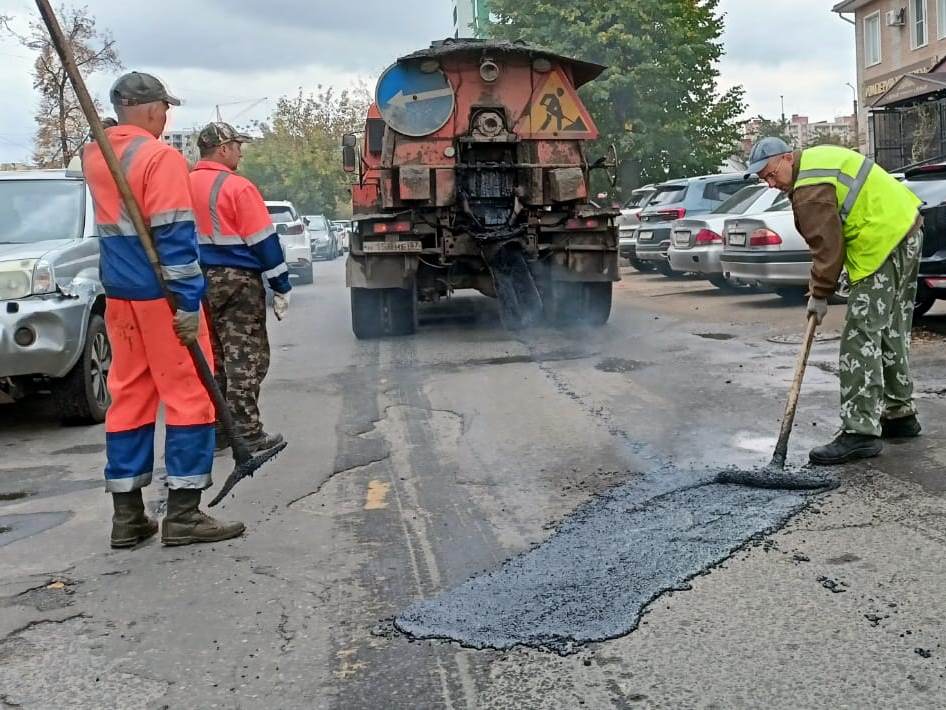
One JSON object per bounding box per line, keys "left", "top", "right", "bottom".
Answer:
{"left": 788, "top": 151, "right": 921, "bottom": 299}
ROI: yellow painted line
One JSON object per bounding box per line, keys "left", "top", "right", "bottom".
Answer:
{"left": 364, "top": 480, "right": 391, "bottom": 510}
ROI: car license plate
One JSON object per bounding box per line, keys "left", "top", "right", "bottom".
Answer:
{"left": 363, "top": 240, "right": 422, "bottom": 253}
{"left": 673, "top": 231, "right": 690, "bottom": 247}
{"left": 637, "top": 231, "right": 653, "bottom": 242}
{"left": 728, "top": 232, "right": 746, "bottom": 246}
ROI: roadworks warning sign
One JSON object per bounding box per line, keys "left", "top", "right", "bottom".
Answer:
{"left": 518, "top": 68, "right": 598, "bottom": 139}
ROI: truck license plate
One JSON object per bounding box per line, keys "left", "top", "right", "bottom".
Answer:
{"left": 728, "top": 232, "right": 746, "bottom": 246}
{"left": 363, "top": 241, "right": 422, "bottom": 253}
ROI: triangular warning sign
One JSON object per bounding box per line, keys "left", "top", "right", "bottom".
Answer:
{"left": 517, "top": 68, "right": 598, "bottom": 139}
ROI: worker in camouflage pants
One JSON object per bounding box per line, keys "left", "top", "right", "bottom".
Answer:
{"left": 746, "top": 138, "right": 923, "bottom": 465}
{"left": 838, "top": 231, "right": 921, "bottom": 438}
{"left": 190, "top": 122, "right": 292, "bottom": 454}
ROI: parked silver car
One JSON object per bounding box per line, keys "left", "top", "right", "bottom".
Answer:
{"left": 616, "top": 185, "right": 655, "bottom": 270}
{"left": 266, "top": 201, "right": 314, "bottom": 285}
{"left": 0, "top": 168, "right": 111, "bottom": 422}
{"left": 668, "top": 185, "right": 782, "bottom": 289}
{"left": 720, "top": 195, "right": 849, "bottom": 301}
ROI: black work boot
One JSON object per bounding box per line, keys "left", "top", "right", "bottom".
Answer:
{"left": 161, "top": 489, "right": 245, "bottom": 546}
{"left": 243, "top": 431, "right": 284, "bottom": 454}
{"left": 111, "top": 491, "right": 159, "bottom": 549}
{"left": 881, "top": 414, "right": 922, "bottom": 439}
{"left": 809, "top": 433, "right": 883, "bottom": 466}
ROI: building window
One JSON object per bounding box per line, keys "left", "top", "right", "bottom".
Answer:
{"left": 939, "top": 0, "right": 946, "bottom": 38}
{"left": 865, "top": 12, "right": 882, "bottom": 66}
{"left": 912, "top": 0, "right": 928, "bottom": 49}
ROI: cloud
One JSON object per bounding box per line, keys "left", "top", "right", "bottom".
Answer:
{"left": 0, "top": 0, "right": 861, "bottom": 163}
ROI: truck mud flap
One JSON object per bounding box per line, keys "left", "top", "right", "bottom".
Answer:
{"left": 485, "top": 245, "right": 544, "bottom": 330}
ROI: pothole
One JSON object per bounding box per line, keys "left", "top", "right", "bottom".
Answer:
{"left": 0, "top": 491, "right": 30, "bottom": 502}
{"left": 694, "top": 332, "right": 735, "bottom": 341}
{"left": 768, "top": 331, "right": 841, "bottom": 345}
{"left": 595, "top": 358, "right": 650, "bottom": 374}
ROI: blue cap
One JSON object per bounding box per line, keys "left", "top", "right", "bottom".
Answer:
{"left": 745, "top": 137, "right": 791, "bottom": 177}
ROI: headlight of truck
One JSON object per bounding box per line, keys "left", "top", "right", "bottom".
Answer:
{"left": 0, "top": 258, "right": 58, "bottom": 300}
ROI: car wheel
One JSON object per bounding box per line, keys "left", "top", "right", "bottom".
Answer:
{"left": 654, "top": 260, "right": 675, "bottom": 277}
{"left": 56, "top": 313, "right": 111, "bottom": 424}
{"left": 773, "top": 287, "right": 807, "bottom": 303}
{"left": 914, "top": 294, "right": 936, "bottom": 319}
{"left": 626, "top": 257, "right": 653, "bottom": 272}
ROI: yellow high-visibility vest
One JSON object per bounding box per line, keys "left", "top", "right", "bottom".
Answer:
{"left": 794, "top": 145, "right": 920, "bottom": 282}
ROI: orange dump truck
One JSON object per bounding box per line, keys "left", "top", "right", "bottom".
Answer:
{"left": 342, "top": 39, "right": 619, "bottom": 338}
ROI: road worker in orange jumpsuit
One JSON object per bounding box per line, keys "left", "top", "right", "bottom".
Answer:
{"left": 83, "top": 72, "right": 244, "bottom": 548}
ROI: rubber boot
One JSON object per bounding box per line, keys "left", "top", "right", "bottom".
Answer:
{"left": 110, "top": 491, "right": 159, "bottom": 549}
{"left": 243, "top": 431, "right": 284, "bottom": 455}
{"left": 809, "top": 433, "right": 883, "bottom": 466}
{"left": 161, "top": 489, "right": 245, "bottom": 546}
{"left": 881, "top": 414, "right": 922, "bottom": 439}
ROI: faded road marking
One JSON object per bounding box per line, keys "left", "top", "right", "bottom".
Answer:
{"left": 364, "top": 480, "right": 392, "bottom": 510}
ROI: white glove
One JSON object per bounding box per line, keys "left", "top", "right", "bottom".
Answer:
{"left": 173, "top": 308, "right": 200, "bottom": 345}
{"left": 807, "top": 296, "right": 828, "bottom": 325}
{"left": 273, "top": 292, "right": 291, "bottom": 321}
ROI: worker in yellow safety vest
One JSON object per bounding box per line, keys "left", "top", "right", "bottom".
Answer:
{"left": 746, "top": 138, "right": 923, "bottom": 465}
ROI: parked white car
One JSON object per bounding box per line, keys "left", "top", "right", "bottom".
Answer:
{"left": 720, "top": 196, "right": 849, "bottom": 301}
{"left": 616, "top": 185, "right": 655, "bottom": 270}
{"left": 265, "top": 201, "right": 313, "bottom": 285}
{"left": 668, "top": 185, "right": 782, "bottom": 289}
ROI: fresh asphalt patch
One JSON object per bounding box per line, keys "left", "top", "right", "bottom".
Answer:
{"left": 395, "top": 472, "right": 816, "bottom": 654}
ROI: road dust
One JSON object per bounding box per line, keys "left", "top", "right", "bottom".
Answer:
{"left": 395, "top": 473, "right": 817, "bottom": 654}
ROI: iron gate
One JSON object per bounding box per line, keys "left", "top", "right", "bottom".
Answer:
{"left": 871, "top": 98, "right": 946, "bottom": 171}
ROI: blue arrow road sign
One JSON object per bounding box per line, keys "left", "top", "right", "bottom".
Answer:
{"left": 376, "top": 62, "right": 455, "bottom": 137}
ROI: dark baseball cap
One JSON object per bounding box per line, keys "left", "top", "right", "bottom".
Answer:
{"left": 197, "top": 122, "right": 253, "bottom": 150}
{"left": 110, "top": 72, "right": 181, "bottom": 107}
{"left": 745, "top": 136, "right": 792, "bottom": 177}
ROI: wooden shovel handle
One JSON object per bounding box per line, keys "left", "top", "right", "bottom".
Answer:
{"left": 770, "top": 314, "right": 819, "bottom": 469}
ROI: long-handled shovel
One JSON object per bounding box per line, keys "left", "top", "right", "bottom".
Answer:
{"left": 35, "top": 0, "right": 285, "bottom": 507}
{"left": 717, "top": 314, "right": 838, "bottom": 490}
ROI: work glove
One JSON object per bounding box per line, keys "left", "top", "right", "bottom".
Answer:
{"left": 173, "top": 308, "right": 200, "bottom": 345}
{"left": 806, "top": 296, "right": 828, "bottom": 325}
{"left": 273, "top": 292, "right": 291, "bottom": 321}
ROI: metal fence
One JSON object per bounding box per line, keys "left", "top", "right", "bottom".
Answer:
{"left": 871, "top": 99, "right": 946, "bottom": 171}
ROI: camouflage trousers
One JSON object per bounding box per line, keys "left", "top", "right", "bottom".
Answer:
{"left": 204, "top": 267, "right": 270, "bottom": 442}
{"left": 839, "top": 230, "right": 922, "bottom": 436}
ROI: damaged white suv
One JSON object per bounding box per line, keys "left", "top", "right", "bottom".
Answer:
{"left": 0, "top": 167, "right": 110, "bottom": 423}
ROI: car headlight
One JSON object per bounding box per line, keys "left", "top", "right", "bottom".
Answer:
{"left": 0, "top": 258, "right": 55, "bottom": 300}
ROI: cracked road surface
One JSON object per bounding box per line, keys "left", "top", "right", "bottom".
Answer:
{"left": 2, "top": 264, "right": 946, "bottom": 708}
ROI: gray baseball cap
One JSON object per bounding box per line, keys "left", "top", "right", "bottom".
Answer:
{"left": 110, "top": 72, "right": 181, "bottom": 107}
{"left": 745, "top": 136, "right": 791, "bottom": 177}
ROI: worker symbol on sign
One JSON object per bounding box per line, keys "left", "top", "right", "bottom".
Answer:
{"left": 520, "top": 68, "right": 596, "bottom": 138}
{"left": 539, "top": 89, "right": 570, "bottom": 131}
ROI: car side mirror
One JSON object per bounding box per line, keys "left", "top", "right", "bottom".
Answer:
{"left": 303, "top": 217, "right": 310, "bottom": 225}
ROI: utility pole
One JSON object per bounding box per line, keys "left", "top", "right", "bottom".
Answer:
{"left": 846, "top": 82, "right": 859, "bottom": 150}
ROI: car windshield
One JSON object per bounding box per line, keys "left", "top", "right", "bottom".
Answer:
{"left": 307, "top": 216, "right": 329, "bottom": 231}
{"left": 267, "top": 206, "right": 296, "bottom": 223}
{"left": 648, "top": 185, "right": 687, "bottom": 206}
{"left": 711, "top": 185, "right": 766, "bottom": 214}
{"left": 0, "top": 179, "right": 84, "bottom": 244}
{"left": 903, "top": 176, "right": 946, "bottom": 206}
{"left": 623, "top": 191, "right": 653, "bottom": 209}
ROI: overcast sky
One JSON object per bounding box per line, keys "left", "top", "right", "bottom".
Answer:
{"left": 0, "top": 0, "right": 856, "bottom": 163}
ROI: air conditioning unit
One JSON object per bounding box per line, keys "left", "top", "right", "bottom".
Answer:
{"left": 885, "top": 8, "right": 906, "bottom": 26}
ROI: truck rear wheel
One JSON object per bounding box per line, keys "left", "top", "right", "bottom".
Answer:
{"left": 351, "top": 286, "right": 416, "bottom": 339}
{"left": 547, "top": 282, "right": 612, "bottom": 327}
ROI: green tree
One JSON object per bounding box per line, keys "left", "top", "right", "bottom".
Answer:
{"left": 2, "top": 4, "right": 122, "bottom": 168}
{"left": 239, "top": 85, "right": 370, "bottom": 217}
{"left": 486, "top": 0, "right": 745, "bottom": 191}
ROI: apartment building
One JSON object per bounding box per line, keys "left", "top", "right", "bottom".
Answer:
{"left": 834, "top": 0, "right": 946, "bottom": 168}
